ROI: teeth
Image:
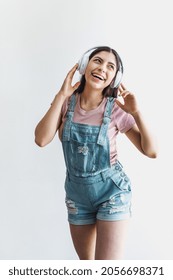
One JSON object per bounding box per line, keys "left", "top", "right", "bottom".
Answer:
{"left": 92, "top": 74, "right": 104, "bottom": 80}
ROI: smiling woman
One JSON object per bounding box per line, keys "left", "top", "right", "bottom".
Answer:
{"left": 34, "top": 46, "right": 157, "bottom": 260}
{"left": 76, "top": 46, "right": 124, "bottom": 99}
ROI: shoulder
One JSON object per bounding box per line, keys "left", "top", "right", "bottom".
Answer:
{"left": 111, "top": 98, "right": 126, "bottom": 116}
{"left": 61, "top": 93, "right": 80, "bottom": 118}
{"left": 111, "top": 98, "right": 136, "bottom": 132}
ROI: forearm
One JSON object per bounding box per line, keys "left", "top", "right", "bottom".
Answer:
{"left": 132, "top": 111, "right": 158, "bottom": 158}
{"left": 35, "top": 91, "right": 67, "bottom": 147}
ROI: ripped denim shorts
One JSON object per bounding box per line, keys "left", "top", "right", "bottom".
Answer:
{"left": 64, "top": 161, "right": 132, "bottom": 225}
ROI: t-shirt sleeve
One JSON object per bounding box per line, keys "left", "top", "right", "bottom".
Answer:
{"left": 50, "top": 95, "right": 69, "bottom": 117}
{"left": 113, "top": 103, "right": 136, "bottom": 133}
{"left": 61, "top": 93, "right": 78, "bottom": 121}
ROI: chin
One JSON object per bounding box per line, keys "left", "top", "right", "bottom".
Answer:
{"left": 88, "top": 81, "right": 105, "bottom": 90}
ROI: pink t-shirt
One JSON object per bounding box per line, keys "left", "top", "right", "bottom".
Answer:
{"left": 59, "top": 93, "right": 135, "bottom": 165}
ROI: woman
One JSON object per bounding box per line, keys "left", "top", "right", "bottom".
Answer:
{"left": 35, "top": 46, "right": 157, "bottom": 260}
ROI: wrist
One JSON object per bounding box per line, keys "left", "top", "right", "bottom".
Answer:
{"left": 131, "top": 110, "right": 141, "bottom": 118}
{"left": 56, "top": 90, "right": 68, "bottom": 100}
{"left": 51, "top": 91, "right": 67, "bottom": 106}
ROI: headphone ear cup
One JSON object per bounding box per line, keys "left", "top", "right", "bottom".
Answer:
{"left": 77, "top": 47, "right": 98, "bottom": 75}
{"left": 113, "top": 70, "right": 123, "bottom": 88}
{"left": 77, "top": 55, "right": 89, "bottom": 75}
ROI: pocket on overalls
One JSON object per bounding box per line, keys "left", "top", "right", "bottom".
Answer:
{"left": 69, "top": 139, "right": 98, "bottom": 173}
{"left": 110, "top": 170, "right": 132, "bottom": 192}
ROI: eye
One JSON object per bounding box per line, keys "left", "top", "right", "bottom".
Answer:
{"left": 108, "top": 64, "right": 115, "bottom": 70}
{"left": 93, "top": 58, "right": 101, "bottom": 63}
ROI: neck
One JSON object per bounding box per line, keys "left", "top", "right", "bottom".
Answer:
{"left": 80, "top": 85, "right": 104, "bottom": 111}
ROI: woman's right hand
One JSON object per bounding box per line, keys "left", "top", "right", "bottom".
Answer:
{"left": 59, "top": 63, "right": 80, "bottom": 98}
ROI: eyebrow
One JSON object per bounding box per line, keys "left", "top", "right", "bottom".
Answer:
{"left": 94, "top": 56, "right": 116, "bottom": 66}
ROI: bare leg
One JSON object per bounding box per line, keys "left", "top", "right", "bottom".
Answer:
{"left": 69, "top": 224, "right": 96, "bottom": 260}
{"left": 95, "top": 220, "right": 129, "bottom": 260}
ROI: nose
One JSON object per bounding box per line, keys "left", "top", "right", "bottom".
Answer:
{"left": 98, "top": 63, "right": 106, "bottom": 73}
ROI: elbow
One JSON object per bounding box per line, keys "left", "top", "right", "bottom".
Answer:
{"left": 148, "top": 152, "right": 158, "bottom": 159}
{"left": 141, "top": 143, "right": 158, "bottom": 159}
{"left": 144, "top": 150, "right": 158, "bottom": 159}
{"left": 35, "top": 134, "right": 53, "bottom": 147}
{"left": 35, "top": 137, "right": 47, "bottom": 147}
{"left": 34, "top": 129, "right": 49, "bottom": 147}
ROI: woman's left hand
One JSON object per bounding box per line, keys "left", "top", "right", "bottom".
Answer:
{"left": 115, "top": 83, "right": 139, "bottom": 116}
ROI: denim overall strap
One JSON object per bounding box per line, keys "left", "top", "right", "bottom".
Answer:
{"left": 62, "top": 94, "right": 76, "bottom": 141}
{"left": 97, "top": 97, "right": 115, "bottom": 146}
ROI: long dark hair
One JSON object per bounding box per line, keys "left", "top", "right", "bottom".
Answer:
{"left": 75, "top": 46, "right": 123, "bottom": 98}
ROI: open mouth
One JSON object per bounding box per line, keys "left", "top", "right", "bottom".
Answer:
{"left": 91, "top": 73, "right": 105, "bottom": 81}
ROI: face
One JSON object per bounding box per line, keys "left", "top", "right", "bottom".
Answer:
{"left": 84, "top": 51, "right": 117, "bottom": 90}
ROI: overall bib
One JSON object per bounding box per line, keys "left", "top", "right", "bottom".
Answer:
{"left": 62, "top": 94, "right": 132, "bottom": 225}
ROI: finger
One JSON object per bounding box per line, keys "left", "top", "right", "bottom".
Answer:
{"left": 68, "top": 63, "right": 79, "bottom": 74}
{"left": 119, "top": 89, "right": 129, "bottom": 97}
{"left": 118, "top": 85, "right": 123, "bottom": 93}
{"left": 117, "top": 89, "right": 121, "bottom": 96}
{"left": 66, "top": 63, "right": 79, "bottom": 79}
{"left": 120, "top": 83, "right": 126, "bottom": 90}
{"left": 118, "top": 84, "right": 125, "bottom": 93}
{"left": 72, "top": 81, "right": 80, "bottom": 90}
{"left": 121, "top": 92, "right": 129, "bottom": 99}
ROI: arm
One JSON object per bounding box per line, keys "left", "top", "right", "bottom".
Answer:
{"left": 116, "top": 84, "right": 158, "bottom": 158}
{"left": 35, "top": 92, "right": 66, "bottom": 147}
{"left": 34, "top": 64, "right": 80, "bottom": 147}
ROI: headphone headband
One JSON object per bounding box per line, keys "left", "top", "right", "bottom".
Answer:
{"left": 77, "top": 46, "right": 123, "bottom": 88}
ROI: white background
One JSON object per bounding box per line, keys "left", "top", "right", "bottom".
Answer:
{"left": 0, "top": 0, "right": 173, "bottom": 260}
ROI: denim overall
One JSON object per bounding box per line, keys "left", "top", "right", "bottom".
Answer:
{"left": 62, "top": 94, "right": 132, "bottom": 225}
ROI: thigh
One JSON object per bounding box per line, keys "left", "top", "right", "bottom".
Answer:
{"left": 69, "top": 223, "right": 96, "bottom": 260}
{"left": 95, "top": 219, "right": 129, "bottom": 260}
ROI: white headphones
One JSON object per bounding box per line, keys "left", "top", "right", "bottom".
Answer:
{"left": 77, "top": 46, "right": 123, "bottom": 88}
